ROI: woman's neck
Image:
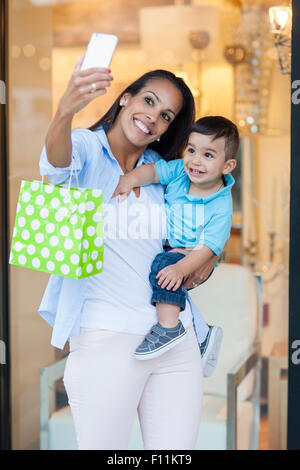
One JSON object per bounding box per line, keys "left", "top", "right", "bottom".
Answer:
{"left": 107, "top": 124, "right": 147, "bottom": 174}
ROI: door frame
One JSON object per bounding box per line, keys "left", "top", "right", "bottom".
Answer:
{"left": 0, "top": 0, "right": 299, "bottom": 451}
{"left": 288, "top": 0, "right": 300, "bottom": 450}
{"left": 0, "top": 0, "right": 11, "bottom": 451}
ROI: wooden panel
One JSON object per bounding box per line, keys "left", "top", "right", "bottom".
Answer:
{"left": 53, "top": 0, "right": 176, "bottom": 46}
{"left": 268, "top": 342, "right": 288, "bottom": 450}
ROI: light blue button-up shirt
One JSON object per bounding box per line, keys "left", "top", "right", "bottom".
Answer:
{"left": 155, "top": 158, "right": 234, "bottom": 254}
{"left": 38, "top": 126, "right": 206, "bottom": 349}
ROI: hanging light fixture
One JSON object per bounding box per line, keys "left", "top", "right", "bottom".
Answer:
{"left": 269, "top": 5, "right": 292, "bottom": 75}
{"left": 139, "top": 4, "right": 222, "bottom": 118}
{"left": 189, "top": 31, "right": 211, "bottom": 117}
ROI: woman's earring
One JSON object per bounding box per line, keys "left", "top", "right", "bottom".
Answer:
{"left": 157, "top": 137, "right": 160, "bottom": 142}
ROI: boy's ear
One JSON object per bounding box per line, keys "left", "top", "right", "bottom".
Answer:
{"left": 222, "top": 158, "right": 237, "bottom": 175}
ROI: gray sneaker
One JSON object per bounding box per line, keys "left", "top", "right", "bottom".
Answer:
{"left": 199, "top": 325, "right": 223, "bottom": 377}
{"left": 135, "top": 321, "right": 187, "bottom": 360}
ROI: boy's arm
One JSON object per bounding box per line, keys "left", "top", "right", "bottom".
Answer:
{"left": 112, "top": 163, "right": 160, "bottom": 200}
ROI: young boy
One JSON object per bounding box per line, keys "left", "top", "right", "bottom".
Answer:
{"left": 113, "top": 116, "right": 239, "bottom": 365}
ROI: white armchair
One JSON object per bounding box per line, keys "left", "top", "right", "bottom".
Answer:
{"left": 190, "top": 263, "right": 263, "bottom": 450}
{"left": 40, "top": 263, "right": 262, "bottom": 450}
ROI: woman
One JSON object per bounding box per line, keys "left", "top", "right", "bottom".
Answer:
{"left": 39, "top": 55, "right": 218, "bottom": 450}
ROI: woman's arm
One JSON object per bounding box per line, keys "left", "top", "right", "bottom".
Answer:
{"left": 45, "top": 54, "right": 112, "bottom": 168}
{"left": 112, "top": 164, "right": 160, "bottom": 200}
{"left": 45, "top": 110, "right": 73, "bottom": 168}
{"left": 175, "top": 245, "right": 214, "bottom": 278}
{"left": 182, "top": 254, "right": 219, "bottom": 289}
{"left": 156, "top": 245, "right": 214, "bottom": 291}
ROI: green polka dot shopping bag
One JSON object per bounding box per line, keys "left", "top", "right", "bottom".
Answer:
{"left": 9, "top": 179, "right": 104, "bottom": 279}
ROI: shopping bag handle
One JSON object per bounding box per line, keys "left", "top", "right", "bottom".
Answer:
{"left": 68, "top": 157, "right": 80, "bottom": 190}
{"left": 40, "top": 156, "right": 80, "bottom": 191}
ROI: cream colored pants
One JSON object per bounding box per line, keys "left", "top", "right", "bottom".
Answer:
{"left": 63, "top": 326, "right": 203, "bottom": 450}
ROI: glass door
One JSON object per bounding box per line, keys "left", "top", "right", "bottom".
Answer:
{"left": 4, "top": 0, "right": 295, "bottom": 450}
{"left": 0, "top": 0, "right": 11, "bottom": 451}
{"left": 8, "top": 0, "right": 55, "bottom": 449}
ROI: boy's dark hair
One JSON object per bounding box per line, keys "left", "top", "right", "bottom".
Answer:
{"left": 191, "top": 116, "right": 240, "bottom": 160}
{"left": 89, "top": 69, "right": 195, "bottom": 161}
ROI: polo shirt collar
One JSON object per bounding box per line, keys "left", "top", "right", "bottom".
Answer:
{"left": 202, "top": 173, "right": 235, "bottom": 202}
{"left": 185, "top": 173, "right": 235, "bottom": 203}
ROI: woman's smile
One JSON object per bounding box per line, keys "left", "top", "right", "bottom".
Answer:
{"left": 133, "top": 118, "right": 152, "bottom": 135}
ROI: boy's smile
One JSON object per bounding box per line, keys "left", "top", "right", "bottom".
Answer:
{"left": 183, "top": 132, "right": 236, "bottom": 194}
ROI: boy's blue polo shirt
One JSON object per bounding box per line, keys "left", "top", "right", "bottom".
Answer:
{"left": 155, "top": 158, "right": 234, "bottom": 255}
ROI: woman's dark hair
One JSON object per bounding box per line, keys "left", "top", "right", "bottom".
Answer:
{"left": 191, "top": 116, "right": 240, "bottom": 160}
{"left": 88, "top": 70, "right": 195, "bottom": 161}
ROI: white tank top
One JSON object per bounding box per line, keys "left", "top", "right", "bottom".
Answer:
{"left": 80, "top": 187, "right": 193, "bottom": 335}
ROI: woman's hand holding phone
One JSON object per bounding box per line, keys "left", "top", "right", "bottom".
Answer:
{"left": 58, "top": 54, "right": 113, "bottom": 117}
{"left": 45, "top": 34, "right": 116, "bottom": 168}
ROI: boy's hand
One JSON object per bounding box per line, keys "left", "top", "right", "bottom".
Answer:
{"left": 112, "top": 175, "right": 134, "bottom": 202}
{"left": 156, "top": 264, "right": 185, "bottom": 291}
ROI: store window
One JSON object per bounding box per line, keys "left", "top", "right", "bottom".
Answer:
{"left": 7, "top": 0, "right": 290, "bottom": 450}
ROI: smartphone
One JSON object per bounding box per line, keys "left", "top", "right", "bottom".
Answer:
{"left": 81, "top": 33, "right": 118, "bottom": 71}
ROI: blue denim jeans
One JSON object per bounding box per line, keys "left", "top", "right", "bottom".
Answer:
{"left": 149, "top": 250, "right": 214, "bottom": 311}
